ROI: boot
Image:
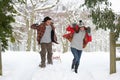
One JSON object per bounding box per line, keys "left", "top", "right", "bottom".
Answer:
{"left": 75, "top": 64, "right": 79, "bottom": 73}
{"left": 47, "top": 61, "right": 53, "bottom": 65}
{"left": 71, "top": 62, "right": 75, "bottom": 70}
{"left": 39, "top": 64, "right": 46, "bottom": 68}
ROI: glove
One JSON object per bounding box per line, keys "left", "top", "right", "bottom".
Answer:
{"left": 37, "top": 38, "right": 40, "bottom": 45}
{"left": 34, "top": 23, "right": 39, "bottom": 27}
{"left": 86, "top": 27, "right": 91, "bottom": 33}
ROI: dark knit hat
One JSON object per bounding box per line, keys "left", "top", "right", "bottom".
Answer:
{"left": 72, "top": 23, "right": 77, "bottom": 27}
{"left": 79, "top": 20, "right": 84, "bottom": 27}
{"left": 42, "top": 16, "right": 52, "bottom": 22}
{"left": 79, "top": 20, "right": 82, "bottom": 23}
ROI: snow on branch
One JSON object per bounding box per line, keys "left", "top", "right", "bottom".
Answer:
{"left": 34, "top": 0, "right": 59, "bottom": 11}
{"left": 13, "top": 5, "right": 26, "bottom": 17}
{"left": 15, "top": 21, "right": 26, "bottom": 26}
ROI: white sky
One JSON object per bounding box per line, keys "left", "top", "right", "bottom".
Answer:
{"left": 26, "top": 0, "right": 119, "bottom": 13}
{"left": 109, "top": 0, "right": 120, "bottom": 13}
{"left": 61, "top": 0, "right": 120, "bottom": 13}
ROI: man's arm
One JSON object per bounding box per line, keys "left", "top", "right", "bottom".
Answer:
{"left": 31, "top": 23, "right": 39, "bottom": 29}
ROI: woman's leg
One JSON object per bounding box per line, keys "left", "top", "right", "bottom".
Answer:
{"left": 76, "top": 50, "right": 82, "bottom": 65}
{"left": 75, "top": 50, "right": 82, "bottom": 73}
{"left": 71, "top": 47, "right": 79, "bottom": 70}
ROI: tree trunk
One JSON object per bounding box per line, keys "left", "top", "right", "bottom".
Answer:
{"left": 26, "top": 4, "right": 35, "bottom": 51}
{"left": 26, "top": 29, "right": 32, "bottom": 51}
{"left": 110, "top": 32, "right": 116, "bottom": 74}
{"left": 62, "top": 40, "right": 68, "bottom": 53}
{"left": 18, "top": 42, "right": 20, "bottom": 51}
{"left": 33, "top": 30, "right": 36, "bottom": 51}
{"left": 0, "top": 41, "right": 2, "bottom": 75}
{"left": 26, "top": 11, "right": 34, "bottom": 51}
{"left": 26, "top": 17, "right": 33, "bottom": 51}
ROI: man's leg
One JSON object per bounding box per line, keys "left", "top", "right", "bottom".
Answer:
{"left": 46, "top": 43, "right": 53, "bottom": 64}
{"left": 47, "top": 43, "right": 53, "bottom": 64}
{"left": 39, "top": 43, "right": 46, "bottom": 67}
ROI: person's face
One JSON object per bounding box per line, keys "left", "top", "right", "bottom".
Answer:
{"left": 45, "top": 20, "right": 52, "bottom": 26}
{"left": 80, "top": 27, "right": 85, "bottom": 31}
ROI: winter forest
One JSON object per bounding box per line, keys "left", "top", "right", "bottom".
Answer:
{"left": 7, "top": 0, "right": 112, "bottom": 52}
{"left": 0, "top": 0, "right": 120, "bottom": 80}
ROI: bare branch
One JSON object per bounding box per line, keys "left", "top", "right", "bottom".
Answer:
{"left": 30, "top": 0, "right": 37, "bottom": 7}
{"left": 13, "top": 5, "right": 26, "bottom": 17}
{"left": 30, "top": 0, "right": 34, "bottom": 6}
{"left": 34, "top": 0, "right": 59, "bottom": 11}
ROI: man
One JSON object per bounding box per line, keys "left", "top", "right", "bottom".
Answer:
{"left": 31, "top": 16, "right": 58, "bottom": 68}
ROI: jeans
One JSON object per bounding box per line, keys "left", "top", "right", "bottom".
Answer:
{"left": 71, "top": 47, "right": 82, "bottom": 65}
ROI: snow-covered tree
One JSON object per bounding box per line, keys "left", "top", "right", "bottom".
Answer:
{"left": 7, "top": 0, "right": 113, "bottom": 53}
{"left": 11, "top": 0, "right": 59, "bottom": 51}
{"left": 83, "top": 0, "right": 120, "bottom": 74}
{"left": 0, "top": 0, "right": 17, "bottom": 75}
{"left": 0, "top": 0, "right": 25, "bottom": 75}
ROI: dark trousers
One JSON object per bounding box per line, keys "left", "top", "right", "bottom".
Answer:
{"left": 40, "top": 43, "right": 53, "bottom": 65}
{"left": 71, "top": 47, "right": 82, "bottom": 66}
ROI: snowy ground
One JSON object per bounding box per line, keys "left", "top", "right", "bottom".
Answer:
{"left": 0, "top": 51, "right": 120, "bottom": 80}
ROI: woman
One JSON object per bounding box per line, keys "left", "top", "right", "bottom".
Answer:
{"left": 70, "top": 25, "right": 86, "bottom": 73}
